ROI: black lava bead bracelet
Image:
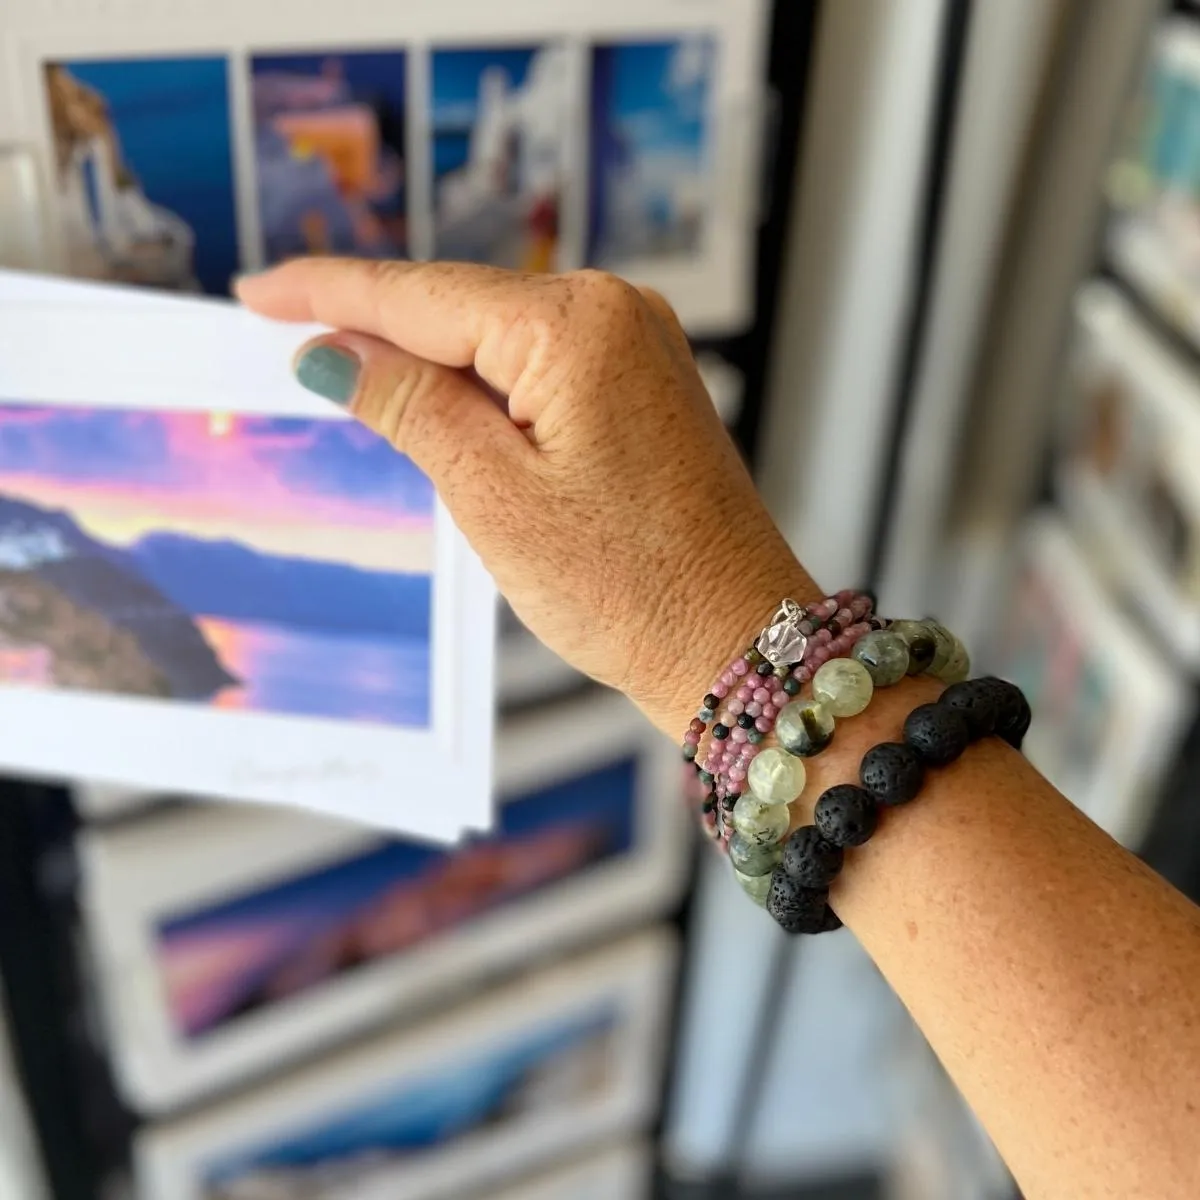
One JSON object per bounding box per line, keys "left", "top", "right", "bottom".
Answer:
{"left": 765, "top": 676, "right": 1031, "bottom": 935}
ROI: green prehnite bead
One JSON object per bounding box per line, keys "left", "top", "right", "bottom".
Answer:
{"left": 925, "top": 620, "right": 957, "bottom": 674}
{"left": 735, "top": 868, "right": 773, "bottom": 906}
{"left": 747, "top": 747, "right": 807, "bottom": 805}
{"left": 775, "top": 698, "right": 835, "bottom": 757}
{"left": 732, "top": 794, "right": 791, "bottom": 846}
{"left": 812, "top": 658, "right": 874, "bottom": 717}
{"left": 889, "top": 618, "right": 938, "bottom": 675}
{"left": 729, "top": 832, "right": 783, "bottom": 876}
{"left": 938, "top": 637, "right": 971, "bottom": 684}
{"left": 851, "top": 629, "right": 910, "bottom": 686}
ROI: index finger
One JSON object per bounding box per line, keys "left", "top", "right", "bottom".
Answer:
{"left": 236, "top": 258, "right": 556, "bottom": 394}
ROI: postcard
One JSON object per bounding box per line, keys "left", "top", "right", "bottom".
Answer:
{"left": 984, "top": 513, "right": 1190, "bottom": 849}
{"left": 251, "top": 50, "right": 409, "bottom": 264}
{"left": 41, "top": 57, "right": 239, "bottom": 296}
{"left": 429, "top": 44, "right": 573, "bottom": 271}
{"left": 588, "top": 37, "right": 715, "bottom": 269}
{"left": 0, "top": 274, "right": 494, "bottom": 840}
{"left": 134, "top": 930, "right": 676, "bottom": 1200}
{"left": 79, "top": 690, "right": 686, "bottom": 1112}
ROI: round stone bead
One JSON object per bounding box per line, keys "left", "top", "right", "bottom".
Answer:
{"left": 731, "top": 794, "right": 791, "bottom": 847}
{"left": 776, "top": 699, "right": 835, "bottom": 758}
{"left": 939, "top": 679, "right": 998, "bottom": 739}
{"left": 735, "top": 868, "right": 773, "bottom": 907}
{"left": 889, "top": 618, "right": 938, "bottom": 675}
{"left": 747, "top": 746, "right": 808, "bottom": 805}
{"left": 729, "top": 832, "right": 783, "bottom": 877}
{"left": 860, "top": 742, "right": 926, "bottom": 806}
{"left": 765, "top": 871, "right": 829, "bottom": 935}
{"left": 851, "top": 630, "right": 910, "bottom": 687}
{"left": 937, "top": 637, "right": 971, "bottom": 684}
{"left": 781, "top": 825, "right": 844, "bottom": 889}
{"left": 981, "top": 677, "right": 1031, "bottom": 748}
{"left": 814, "top": 783, "right": 879, "bottom": 847}
{"left": 903, "top": 702, "right": 971, "bottom": 766}
{"left": 812, "top": 658, "right": 874, "bottom": 717}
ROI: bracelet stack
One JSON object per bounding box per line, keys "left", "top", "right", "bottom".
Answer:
{"left": 680, "top": 597, "right": 1023, "bottom": 926}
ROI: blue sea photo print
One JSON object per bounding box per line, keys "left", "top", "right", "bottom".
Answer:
{"left": 201, "top": 1006, "right": 617, "bottom": 1196}
{"left": 43, "top": 57, "right": 240, "bottom": 295}
{"left": 0, "top": 404, "right": 433, "bottom": 728}
{"left": 588, "top": 36, "right": 715, "bottom": 267}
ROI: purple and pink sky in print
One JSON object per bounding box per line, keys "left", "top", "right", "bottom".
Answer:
{"left": 0, "top": 404, "right": 434, "bottom": 573}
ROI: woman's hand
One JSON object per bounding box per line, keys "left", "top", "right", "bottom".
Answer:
{"left": 237, "top": 259, "right": 819, "bottom": 733}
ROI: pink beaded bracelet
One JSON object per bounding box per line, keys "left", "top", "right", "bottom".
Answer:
{"left": 682, "top": 592, "right": 880, "bottom": 847}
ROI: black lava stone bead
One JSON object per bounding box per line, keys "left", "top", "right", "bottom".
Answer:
{"left": 982, "top": 677, "right": 1032, "bottom": 749}
{"left": 939, "top": 679, "right": 998, "bottom": 738}
{"left": 765, "top": 872, "right": 830, "bottom": 935}
{"left": 860, "top": 742, "right": 925, "bottom": 806}
{"left": 813, "top": 783, "right": 879, "bottom": 847}
{"left": 781, "top": 825, "right": 844, "bottom": 888}
{"left": 903, "top": 703, "right": 971, "bottom": 766}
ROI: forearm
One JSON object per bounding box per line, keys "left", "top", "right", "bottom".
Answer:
{"left": 673, "top": 579, "right": 1200, "bottom": 1199}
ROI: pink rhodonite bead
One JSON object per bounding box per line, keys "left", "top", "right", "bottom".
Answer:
{"left": 737, "top": 684, "right": 754, "bottom": 702}
{"left": 771, "top": 690, "right": 788, "bottom": 708}
{"left": 761, "top": 703, "right": 777, "bottom": 720}
{"left": 727, "top": 698, "right": 745, "bottom": 716}
{"left": 731, "top": 657, "right": 749, "bottom": 676}
{"left": 745, "top": 701, "right": 762, "bottom": 718}
{"left": 753, "top": 687, "right": 770, "bottom": 704}
{"left": 712, "top": 681, "right": 729, "bottom": 699}
{"left": 755, "top": 716, "right": 770, "bottom": 733}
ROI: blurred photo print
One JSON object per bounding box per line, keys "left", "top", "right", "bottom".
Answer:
{"left": 251, "top": 51, "right": 409, "bottom": 263}
{"left": 588, "top": 36, "right": 715, "bottom": 268}
{"left": 135, "top": 933, "right": 674, "bottom": 1200}
{"left": 430, "top": 45, "right": 571, "bottom": 271}
{"left": 42, "top": 57, "right": 239, "bottom": 294}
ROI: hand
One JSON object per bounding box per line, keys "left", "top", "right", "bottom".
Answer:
{"left": 237, "top": 260, "right": 819, "bottom": 733}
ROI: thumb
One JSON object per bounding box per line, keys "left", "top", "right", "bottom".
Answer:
{"left": 292, "top": 332, "right": 534, "bottom": 527}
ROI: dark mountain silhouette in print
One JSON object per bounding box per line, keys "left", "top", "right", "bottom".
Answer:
{"left": 128, "top": 533, "right": 431, "bottom": 640}
{"left": 0, "top": 495, "right": 237, "bottom": 699}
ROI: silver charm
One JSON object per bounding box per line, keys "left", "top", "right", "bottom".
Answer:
{"left": 755, "top": 599, "right": 808, "bottom": 666}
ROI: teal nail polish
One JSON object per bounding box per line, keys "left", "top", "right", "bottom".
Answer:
{"left": 295, "top": 345, "right": 360, "bottom": 407}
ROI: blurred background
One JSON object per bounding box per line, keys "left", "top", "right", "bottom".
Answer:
{"left": 1, "top": 0, "right": 1199, "bottom": 1197}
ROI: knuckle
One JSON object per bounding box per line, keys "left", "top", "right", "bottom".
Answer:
{"left": 365, "top": 360, "right": 440, "bottom": 448}
{"left": 566, "top": 268, "right": 643, "bottom": 318}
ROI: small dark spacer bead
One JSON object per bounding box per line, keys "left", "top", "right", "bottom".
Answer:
{"left": 814, "top": 783, "right": 879, "bottom": 847}
{"left": 982, "top": 677, "right": 1032, "bottom": 749}
{"left": 766, "top": 872, "right": 830, "bottom": 935}
{"left": 826, "top": 619, "right": 844, "bottom": 638}
{"left": 712, "top": 723, "right": 730, "bottom": 740}
{"left": 736, "top": 713, "right": 755, "bottom": 729}
{"left": 939, "top": 679, "right": 999, "bottom": 739}
{"left": 781, "top": 825, "right": 844, "bottom": 889}
{"left": 701, "top": 799, "right": 715, "bottom": 814}
{"left": 782, "top": 676, "right": 802, "bottom": 696}
{"left": 721, "top": 794, "right": 738, "bottom": 811}
{"left": 860, "top": 742, "right": 926, "bottom": 806}
{"left": 703, "top": 693, "right": 719, "bottom": 711}
{"left": 756, "top": 660, "right": 775, "bottom": 676}
{"left": 903, "top": 703, "right": 971, "bottom": 766}
{"left": 748, "top": 730, "right": 765, "bottom": 744}
{"left": 698, "top": 770, "right": 714, "bottom": 785}
{"left": 745, "top": 648, "right": 764, "bottom": 666}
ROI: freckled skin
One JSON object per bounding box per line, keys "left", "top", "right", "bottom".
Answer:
{"left": 240, "top": 259, "right": 1200, "bottom": 1200}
